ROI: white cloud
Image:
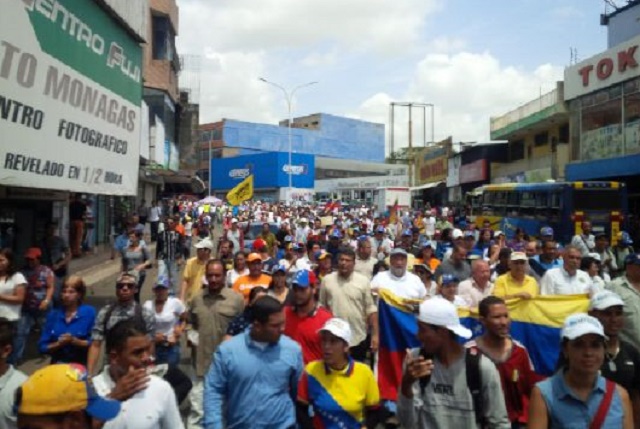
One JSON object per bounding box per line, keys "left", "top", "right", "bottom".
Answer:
{"left": 352, "top": 50, "right": 564, "bottom": 151}
{"left": 177, "top": 0, "right": 440, "bottom": 55}
{"left": 300, "top": 50, "right": 339, "bottom": 68}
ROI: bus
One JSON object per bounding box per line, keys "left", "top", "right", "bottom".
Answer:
{"left": 467, "top": 181, "right": 627, "bottom": 245}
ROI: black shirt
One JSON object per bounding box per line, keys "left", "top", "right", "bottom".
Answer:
{"left": 602, "top": 340, "right": 640, "bottom": 394}
{"left": 69, "top": 200, "right": 86, "bottom": 221}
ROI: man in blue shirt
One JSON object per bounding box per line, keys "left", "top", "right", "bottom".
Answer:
{"left": 204, "top": 295, "right": 303, "bottom": 429}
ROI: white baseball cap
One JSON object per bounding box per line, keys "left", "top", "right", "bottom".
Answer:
{"left": 510, "top": 251, "right": 527, "bottom": 261}
{"left": 318, "top": 318, "right": 352, "bottom": 346}
{"left": 561, "top": 313, "right": 605, "bottom": 340}
{"left": 231, "top": 218, "right": 238, "bottom": 223}
{"left": 195, "top": 238, "right": 214, "bottom": 250}
{"left": 494, "top": 230, "right": 505, "bottom": 237}
{"left": 418, "top": 299, "right": 472, "bottom": 339}
{"left": 589, "top": 291, "right": 625, "bottom": 311}
{"left": 451, "top": 229, "right": 463, "bottom": 240}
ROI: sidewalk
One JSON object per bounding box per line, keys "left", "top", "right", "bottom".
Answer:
{"left": 69, "top": 242, "right": 157, "bottom": 287}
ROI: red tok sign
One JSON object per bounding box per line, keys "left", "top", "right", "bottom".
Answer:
{"left": 578, "top": 45, "right": 638, "bottom": 86}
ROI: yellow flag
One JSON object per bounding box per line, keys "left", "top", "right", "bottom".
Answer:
{"left": 226, "top": 175, "right": 254, "bottom": 206}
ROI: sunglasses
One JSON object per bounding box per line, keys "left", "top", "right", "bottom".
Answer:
{"left": 116, "top": 282, "right": 136, "bottom": 290}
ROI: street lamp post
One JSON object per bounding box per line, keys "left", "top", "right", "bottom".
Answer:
{"left": 259, "top": 78, "right": 317, "bottom": 204}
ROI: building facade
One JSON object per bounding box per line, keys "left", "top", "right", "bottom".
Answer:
{"left": 0, "top": 0, "right": 147, "bottom": 258}
{"left": 489, "top": 82, "right": 571, "bottom": 184}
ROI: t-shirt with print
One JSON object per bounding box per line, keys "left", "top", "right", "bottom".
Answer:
{"left": 22, "top": 265, "right": 53, "bottom": 312}
{"left": 232, "top": 274, "right": 272, "bottom": 303}
{"left": 143, "top": 297, "right": 185, "bottom": 337}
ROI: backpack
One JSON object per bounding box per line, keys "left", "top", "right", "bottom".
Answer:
{"left": 418, "top": 347, "right": 485, "bottom": 428}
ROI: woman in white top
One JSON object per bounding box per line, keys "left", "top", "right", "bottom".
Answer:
{"left": 0, "top": 248, "right": 27, "bottom": 365}
{"left": 226, "top": 251, "right": 248, "bottom": 288}
{"left": 413, "top": 263, "right": 437, "bottom": 297}
{"left": 581, "top": 255, "right": 607, "bottom": 290}
{"left": 143, "top": 276, "right": 185, "bottom": 367}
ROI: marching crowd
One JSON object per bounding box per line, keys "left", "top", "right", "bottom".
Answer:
{"left": 0, "top": 199, "right": 639, "bottom": 428}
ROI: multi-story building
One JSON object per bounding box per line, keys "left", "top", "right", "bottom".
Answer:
{"left": 0, "top": 0, "right": 147, "bottom": 258}
{"left": 488, "top": 82, "right": 571, "bottom": 184}
{"left": 564, "top": 2, "right": 640, "bottom": 212}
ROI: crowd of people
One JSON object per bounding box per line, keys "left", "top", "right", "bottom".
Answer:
{"left": 0, "top": 199, "right": 639, "bottom": 428}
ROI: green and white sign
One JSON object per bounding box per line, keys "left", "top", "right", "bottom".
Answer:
{"left": 0, "top": 0, "right": 142, "bottom": 195}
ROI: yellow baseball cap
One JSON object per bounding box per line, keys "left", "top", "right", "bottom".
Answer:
{"left": 16, "top": 364, "right": 120, "bottom": 420}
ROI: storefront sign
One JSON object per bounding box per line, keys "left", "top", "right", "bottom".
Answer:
{"left": 212, "top": 152, "right": 315, "bottom": 190}
{"left": 0, "top": 1, "right": 142, "bottom": 195}
{"left": 459, "top": 159, "right": 487, "bottom": 184}
{"left": 565, "top": 35, "right": 640, "bottom": 100}
{"left": 314, "top": 175, "right": 408, "bottom": 193}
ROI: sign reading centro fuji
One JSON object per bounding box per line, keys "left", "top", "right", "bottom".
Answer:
{"left": 565, "top": 34, "right": 640, "bottom": 100}
{"left": 0, "top": 0, "right": 142, "bottom": 195}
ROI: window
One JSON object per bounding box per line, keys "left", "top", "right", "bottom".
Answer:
{"left": 573, "top": 190, "right": 623, "bottom": 211}
{"left": 152, "top": 16, "right": 175, "bottom": 61}
{"left": 534, "top": 131, "right": 548, "bottom": 147}
{"left": 510, "top": 140, "right": 525, "bottom": 161}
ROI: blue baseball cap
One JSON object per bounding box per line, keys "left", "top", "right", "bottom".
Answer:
{"left": 540, "top": 227, "right": 554, "bottom": 237}
{"left": 330, "top": 230, "right": 342, "bottom": 239}
{"left": 440, "top": 274, "right": 460, "bottom": 285}
{"left": 284, "top": 235, "right": 293, "bottom": 242}
{"left": 620, "top": 231, "right": 634, "bottom": 246}
{"left": 292, "top": 270, "right": 317, "bottom": 287}
{"left": 376, "top": 225, "right": 386, "bottom": 233}
{"left": 154, "top": 275, "right": 170, "bottom": 289}
{"left": 271, "top": 264, "right": 287, "bottom": 274}
{"left": 625, "top": 253, "right": 640, "bottom": 266}
{"left": 293, "top": 243, "right": 305, "bottom": 251}
{"left": 401, "top": 229, "right": 412, "bottom": 237}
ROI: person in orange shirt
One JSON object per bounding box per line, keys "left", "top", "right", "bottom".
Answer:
{"left": 414, "top": 241, "right": 441, "bottom": 273}
{"left": 232, "top": 253, "right": 272, "bottom": 303}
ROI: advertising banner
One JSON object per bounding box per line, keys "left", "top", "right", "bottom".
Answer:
{"left": 211, "top": 152, "right": 315, "bottom": 190}
{"left": 459, "top": 159, "right": 487, "bottom": 184}
{"left": 0, "top": 1, "right": 142, "bottom": 195}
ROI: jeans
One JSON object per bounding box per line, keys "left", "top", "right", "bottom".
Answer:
{"left": 134, "top": 272, "right": 146, "bottom": 303}
{"left": 184, "top": 236, "right": 192, "bottom": 259}
{"left": 13, "top": 310, "right": 46, "bottom": 364}
{"left": 156, "top": 344, "right": 181, "bottom": 367}
{"left": 150, "top": 221, "right": 159, "bottom": 242}
{"left": 158, "top": 260, "right": 179, "bottom": 295}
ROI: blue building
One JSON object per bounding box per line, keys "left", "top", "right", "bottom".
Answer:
{"left": 198, "top": 113, "right": 385, "bottom": 183}
{"left": 210, "top": 152, "right": 316, "bottom": 202}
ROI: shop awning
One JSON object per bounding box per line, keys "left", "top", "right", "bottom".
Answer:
{"left": 410, "top": 181, "right": 444, "bottom": 192}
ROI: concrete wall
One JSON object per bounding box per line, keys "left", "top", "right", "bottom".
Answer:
{"left": 100, "top": 0, "right": 149, "bottom": 41}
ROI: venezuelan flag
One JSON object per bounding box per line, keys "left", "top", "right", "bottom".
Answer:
{"left": 376, "top": 289, "right": 423, "bottom": 401}
{"left": 459, "top": 295, "right": 590, "bottom": 376}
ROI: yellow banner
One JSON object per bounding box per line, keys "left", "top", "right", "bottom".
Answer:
{"left": 226, "top": 175, "right": 254, "bottom": 206}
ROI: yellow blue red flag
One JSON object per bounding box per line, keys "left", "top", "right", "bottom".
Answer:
{"left": 459, "top": 294, "right": 590, "bottom": 375}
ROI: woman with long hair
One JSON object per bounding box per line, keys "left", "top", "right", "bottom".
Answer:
{"left": 225, "top": 251, "right": 248, "bottom": 288}
{"left": 268, "top": 265, "right": 293, "bottom": 305}
{"left": 0, "top": 248, "right": 26, "bottom": 364}
{"left": 528, "top": 313, "right": 633, "bottom": 428}
{"left": 121, "top": 230, "right": 151, "bottom": 302}
{"left": 38, "top": 275, "right": 95, "bottom": 365}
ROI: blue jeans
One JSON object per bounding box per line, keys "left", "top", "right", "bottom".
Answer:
{"left": 155, "top": 344, "right": 180, "bottom": 367}
{"left": 12, "top": 310, "right": 46, "bottom": 364}
{"left": 162, "top": 260, "right": 179, "bottom": 295}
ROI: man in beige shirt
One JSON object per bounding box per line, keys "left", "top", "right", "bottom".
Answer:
{"left": 187, "top": 259, "right": 244, "bottom": 428}
{"left": 319, "top": 248, "right": 378, "bottom": 362}
{"left": 608, "top": 253, "right": 640, "bottom": 353}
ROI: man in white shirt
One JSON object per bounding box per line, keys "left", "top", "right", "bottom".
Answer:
{"left": 371, "top": 248, "right": 426, "bottom": 300}
{"left": 571, "top": 221, "right": 596, "bottom": 257}
{"left": 424, "top": 211, "right": 436, "bottom": 239}
{"left": 92, "top": 320, "right": 184, "bottom": 429}
{"left": 458, "top": 259, "right": 494, "bottom": 308}
{"left": 355, "top": 236, "right": 376, "bottom": 279}
{"left": 540, "top": 245, "right": 599, "bottom": 296}
{"left": 148, "top": 200, "right": 161, "bottom": 242}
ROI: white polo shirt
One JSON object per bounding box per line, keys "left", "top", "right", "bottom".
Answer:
{"left": 93, "top": 367, "right": 184, "bottom": 429}
{"left": 540, "top": 267, "right": 600, "bottom": 296}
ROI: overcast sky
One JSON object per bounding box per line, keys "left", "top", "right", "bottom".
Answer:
{"left": 176, "top": 0, "right": 610, "bottom": 152}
